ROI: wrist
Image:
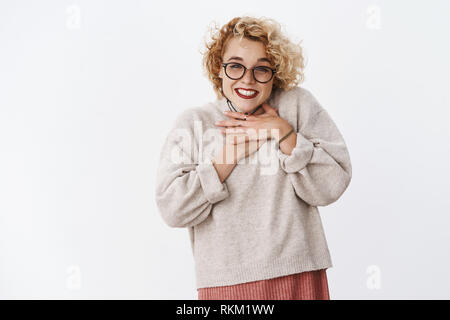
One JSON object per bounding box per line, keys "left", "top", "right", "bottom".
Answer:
{"left": 277, "top": 124, "right": 294, "bottom": 143}
{"left": 277, "top": 124, "right": 296, "bottom": 155}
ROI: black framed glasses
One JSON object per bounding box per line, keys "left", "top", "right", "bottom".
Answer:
{"left": 222, "top": 62, "right": 276, "bottom": 83}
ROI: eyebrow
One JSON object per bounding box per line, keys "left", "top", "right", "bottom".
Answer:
{"left": 226, "top": 56, "right": 272, "bottom": 64}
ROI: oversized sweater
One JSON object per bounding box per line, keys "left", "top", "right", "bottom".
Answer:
{"left": 154, "top": 86, "right": 352, "bottom": 289}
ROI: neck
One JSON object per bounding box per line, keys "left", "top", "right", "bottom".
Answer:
{"left": 224, "top": 96, "right": 266, "bottom": 115}
{"left": 250, "top": 105, "right": 266, "bottom": 116}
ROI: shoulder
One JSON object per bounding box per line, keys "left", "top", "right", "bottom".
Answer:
{"left": 164, "top": 102, "right": 219, "bottom": 157}
{"left": 273, "top": 85, "right": 322, "bottom": 106}
{"left": 282, "top": 87, "right": 326, "bottom": 124}
{"left": 272, "top": 86, "right": 326, "bottom": 128}
{"left": 283, "top": 86, "right": 325, "bottom": 113}
{"left": 172, "top": 102, "right": 216, "bottom": 130}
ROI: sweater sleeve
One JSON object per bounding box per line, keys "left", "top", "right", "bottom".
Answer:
{"left": 277, "top": 89, "right": 352, "bottom": 207}
{"left": 155, "top": 111, "right": 230, "bottom": 228}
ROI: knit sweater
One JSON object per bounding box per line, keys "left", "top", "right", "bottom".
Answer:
{"left": 154, "top": 86, "right": 352, "bottom": 289}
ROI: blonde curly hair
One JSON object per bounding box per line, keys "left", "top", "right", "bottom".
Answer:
{"left": 201, "top": 16, "right": 306, "bottom": 100}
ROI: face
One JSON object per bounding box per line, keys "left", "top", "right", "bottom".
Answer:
{"left": 218, "top": 37, "right": 274, "bottom": 113}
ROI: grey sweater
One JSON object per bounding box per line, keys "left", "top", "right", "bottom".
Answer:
{"left": 155, "top": 86, "right": 352, "bottom": 289}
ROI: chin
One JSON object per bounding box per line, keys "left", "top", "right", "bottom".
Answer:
{"left": 234, "top": 96, "right": 261, "bottom": 107}
{"left": 234, "top": 100, "right": 257, "bottom": 112}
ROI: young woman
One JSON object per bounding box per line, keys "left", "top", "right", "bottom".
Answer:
{"left": 155, "top": 16, "right": 352, "bottom": 300}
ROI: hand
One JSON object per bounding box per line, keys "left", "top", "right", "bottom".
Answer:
{"left": 214, "top": 131, "right": 266, "bottom": 164}
{"left": 215, "top": 102, "right": 293, "bottom": 143}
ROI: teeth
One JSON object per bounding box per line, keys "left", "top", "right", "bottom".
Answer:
{"left": 237, "top": 89, "right": 257, "bottom": 96}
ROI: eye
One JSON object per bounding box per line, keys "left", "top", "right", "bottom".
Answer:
{"left": 229, "top": 63, "right": 243, "bottom": 69}
{"left": 256, "top": 67, "right": 271, "bottom": 73}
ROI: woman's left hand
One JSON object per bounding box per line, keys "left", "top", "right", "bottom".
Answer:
{"left": 215, "top": 102, "right": 293, "bottom": 142}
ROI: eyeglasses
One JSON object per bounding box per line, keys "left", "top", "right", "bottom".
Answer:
{"left": 222, "top": 62, "right": 276, "bottom": 83}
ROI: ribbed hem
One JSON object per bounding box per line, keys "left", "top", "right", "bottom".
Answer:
{"left": 198, "top": 268, "right": 330, "bottom": 300}
{"left": 196, "top": 156, "right": 229, "bottom": 204}
{"left": 277, "top": 131, "right": 314, "bottom": 173}
{"left": 195, "top": 247, "right": 333, "bottom": 289}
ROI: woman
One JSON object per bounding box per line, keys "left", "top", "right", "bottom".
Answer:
{"left": 155, "top": 16, "right": 352, "bottom": 300}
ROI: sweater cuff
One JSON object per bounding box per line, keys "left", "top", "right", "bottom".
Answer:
{"left": 277, "top": 131, "right": 314, "bottom": 173}
{"left": 196, "top": 157, "right": 230, "bottom": 204}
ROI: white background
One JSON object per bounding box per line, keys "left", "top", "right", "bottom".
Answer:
{"left": 1, "top": 0, "right": 449, "bottom": 299}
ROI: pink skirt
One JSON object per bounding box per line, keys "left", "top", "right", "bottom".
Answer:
{"left": 197, "top": 268, "right": 330, "bottom": 300}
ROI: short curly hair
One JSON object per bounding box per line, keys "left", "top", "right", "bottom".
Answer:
{"left": 201, "top": 16, "right": 305, "bottom": 100}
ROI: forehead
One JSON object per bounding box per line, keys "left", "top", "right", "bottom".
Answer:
{"left": 222, "top": 37, "right": 269, "bottom": 63}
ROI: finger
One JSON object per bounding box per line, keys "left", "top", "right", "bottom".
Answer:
{"left": 224, "top": 127, "right": 247, "bottom": 134}
{"left": 220, "top": 128, "right": 246, "bottom": 136}
{"left": 215, "top": 119, "right": 249, "bottom": 127}
{"left": 226, "top": 132, "right": 258, "bottom": 145}
{"left": 226, "top": 132, "right": 248, "bottom": 144}
{"left": 230, "top": 133, "right": 269, "bottom": 145}
{"left": 224, "top": 128, "right": 269, "bottom": 141}
{"left": 226, "top": 128, "right": 259, "bottom": 138}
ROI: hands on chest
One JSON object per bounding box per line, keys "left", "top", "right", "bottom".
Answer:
{"left": 214, "top": 102, "right": 295, "bottom": 163}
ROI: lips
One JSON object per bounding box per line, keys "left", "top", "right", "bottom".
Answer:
{"left": 234, "top": 88, "right": 259, "bottom": 99}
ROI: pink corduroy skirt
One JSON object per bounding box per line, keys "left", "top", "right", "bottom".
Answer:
{"left": 197, "top": 268, "right": 330, "bottom": 300}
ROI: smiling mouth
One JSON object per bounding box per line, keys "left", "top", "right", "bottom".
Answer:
{"left": 234, "top": 88, "right": 259, "bottom": 99}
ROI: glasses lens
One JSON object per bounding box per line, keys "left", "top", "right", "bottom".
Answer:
{"left": 225, "top": 63, "right": 245, "bottom": 79}
{"left": 254, "top": 67, "right": 273, "bottom": 83}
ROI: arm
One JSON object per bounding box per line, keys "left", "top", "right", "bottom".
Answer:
{"left": 155, "top": 115, "right": 232, "bottom": 228}
{"left": 277, "top": 90, "right": 352, "bottom": 207}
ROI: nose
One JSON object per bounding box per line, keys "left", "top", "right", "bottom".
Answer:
{"left": 241, "top": 68, "right": 256, "bottom": 84}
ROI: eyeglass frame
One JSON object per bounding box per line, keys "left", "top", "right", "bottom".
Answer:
{"left": 221, "top": 62, "right": 277, "bottom": 84}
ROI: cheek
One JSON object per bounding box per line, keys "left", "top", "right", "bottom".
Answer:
{"left": 224, "top": 80, "right": 235, "bottom": 90}
{"left": 261, "top": 87, "right": 272, "bottom": 99}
